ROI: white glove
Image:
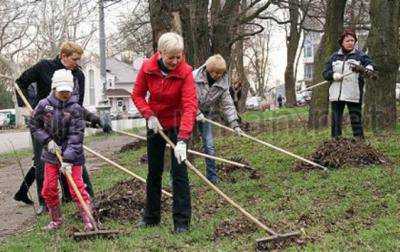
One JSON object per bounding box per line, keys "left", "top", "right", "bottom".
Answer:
{"left": 61, "top": 162, "right": 72, "bottom": 174}
{"left": 147, "top": 116, "right": 163, "bottom": 133}
{"left": 196, "top": 112, "right": 205, "bottom": 122}
{"left": 333, "top": 73, "right": 343, "bottom": 81}
{"left": 47, "top": 140, "right": 61, "bottom": 154}
{"left": 174, "top": 141, "right": 187, "bottom": 164}
{"left": 365, "top": 65, "right": 374, "bottom": 71}
{"left": 233, "top": 126, "right": 244, "bottom": 137}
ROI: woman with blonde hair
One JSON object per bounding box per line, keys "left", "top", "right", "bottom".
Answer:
{"left": 131, "top": 32, "right": 197, "bottom": 233}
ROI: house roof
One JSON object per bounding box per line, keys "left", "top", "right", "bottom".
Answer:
{"left": 106, "top": 57, "right": 138, "bottom": 85}
{"left": 105, "top": 88, "right": 131, "bottom": 97}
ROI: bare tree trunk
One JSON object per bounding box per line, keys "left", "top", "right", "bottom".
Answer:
{"left": 284, "top": 0, "right": 301, "bottom": 107}
{"left": 180, "top": 0, "right": 210, "bottom": 67}
{"left": 363, "top": 0, "right": 399, "bottom": 132}
{"left": 148, "top": 0, "right": 181, "bottom": 52}
{"left": 308, "top": 0, "right": 347, "bottom": 129}
{"left": 210, "top": 0, "right": 240, "bottom": 65}
{"left": 234, "top": 34, "right": 250, "bottom": 113}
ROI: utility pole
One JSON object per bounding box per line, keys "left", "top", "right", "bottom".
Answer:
{"left": 99, "top": 0, "right": 107, "bottom": 101}
{"left": 97, "top": 0, "right": 111, "bottom": 125}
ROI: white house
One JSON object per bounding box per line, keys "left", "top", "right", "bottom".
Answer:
{"left": 81, "top": 54, "right": 141, "bottom": 117}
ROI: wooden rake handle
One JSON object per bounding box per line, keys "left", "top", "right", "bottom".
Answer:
{"left": 300, "top": 71, "right": 354, "bottom": 93}
{"left": 157, "top": 130, "right": 278, "bottom": 236}
{"left": 55, "top": 151, "right": 98, "bottom": 231}
{"left": 203, "top": 118, "right": 328, "bottom": 172}
{"left": 83, "top": 145, "right": 172, "bottom": 198}
{"left": 114, "top": 130, "right": 249, "bottom": 169}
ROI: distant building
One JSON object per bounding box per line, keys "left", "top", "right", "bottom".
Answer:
{"left": 81, "top": 54, "right": 143, "bottom": 117}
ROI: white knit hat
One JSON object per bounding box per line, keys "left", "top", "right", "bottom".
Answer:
{"left": 51, "top": 69, "right": 74, "bottom": 92}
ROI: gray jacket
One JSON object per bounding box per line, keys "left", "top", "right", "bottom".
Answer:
{"left": 193, "top": 65, "right": 239, "bottom": 126}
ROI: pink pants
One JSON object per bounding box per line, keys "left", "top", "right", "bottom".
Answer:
{"left": 42, "top": 162, "right": 90, "bottom": 208}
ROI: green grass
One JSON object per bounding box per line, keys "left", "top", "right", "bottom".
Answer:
{"left": 0, "top": 148, "right": 32, "bottom": 165}
{"left": 242, "top": 106, "right": 308, "bottom": 122}
{"left": 1, "top": 123, "right": 400, "bottom": 251}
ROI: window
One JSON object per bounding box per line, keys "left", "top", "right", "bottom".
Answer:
{"left": 304, "top": 45, "right": 313, "bottom": 58}
{"left": 89, "top": 70, "right": 95, "bottom": 105}
{"left": 117, "top": 98, "right": 123, "bottom": 107}
{"left": 304, "top": 64, "right": 313, "bottom": 80}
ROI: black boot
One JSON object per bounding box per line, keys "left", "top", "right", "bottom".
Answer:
{"left": 14, "top": 166, "right": 35, "bottom": 205}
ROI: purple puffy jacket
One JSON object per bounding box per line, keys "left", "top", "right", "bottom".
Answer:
{"left": 29, "top": 92, "right": 85, "bottom": 165}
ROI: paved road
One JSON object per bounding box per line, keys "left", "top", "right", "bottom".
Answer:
{"left": 0, "top": 118, "right": 145, "bottom": 154}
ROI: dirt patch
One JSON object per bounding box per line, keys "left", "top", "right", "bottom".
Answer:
{"left": 94, "top": 179, "right": 170, "bottom": 222}
{"left": 294, "top": 138, "right": 391, "bottom": 171}
{"left": 213, "top": 219, "right": 257, "bottom": 240}
{"left": 217, "top": 156, "right": 263, "bottom": 182}
{"left": 119, "top": 140, "right": 146, "bottom": 153}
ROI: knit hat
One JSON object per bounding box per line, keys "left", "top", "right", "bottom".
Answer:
{"left": 51, "top": 69, "right": 74, "bottom": 92}
{"left": 339, "top": 28, "right": 357, "bottom": 45}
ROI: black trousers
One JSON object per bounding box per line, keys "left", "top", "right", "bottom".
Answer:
{"left": 331, "top": 101, "right": 364, "bottom": 138}
{"left": 143, "top": 128, "right": 191, "bottom": 228}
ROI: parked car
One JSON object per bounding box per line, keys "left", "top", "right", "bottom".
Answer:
{"left": 0, "top": 111, "right": 15, "bottom": 129}
{"left": 396, "top": 83, "right": 400, "bottom": 100}
{"left": 246, "top": 96, "right": 263, "bottom": 110}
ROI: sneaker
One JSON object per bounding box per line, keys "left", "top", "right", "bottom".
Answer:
{"left": 43, "top": 206, "right": 62, "bottom": 231}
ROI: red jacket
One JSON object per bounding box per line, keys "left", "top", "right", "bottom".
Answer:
{"left": 131, "top": 52, "right": 197, "bottom": 140}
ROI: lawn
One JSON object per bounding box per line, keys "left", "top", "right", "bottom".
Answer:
{"left": 1, "top": 120, "right": 400, "bottom": 251}
{"left": 242, "top": 106, "right": 308, "bottom": 122}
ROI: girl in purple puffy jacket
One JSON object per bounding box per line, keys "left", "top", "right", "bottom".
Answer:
{"left": 29, "top": 69, "right": 94, "bottom": 231}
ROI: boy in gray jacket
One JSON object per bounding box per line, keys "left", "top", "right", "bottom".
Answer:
{"left": 193, "top": 54, "right": 243, "bottom": 183}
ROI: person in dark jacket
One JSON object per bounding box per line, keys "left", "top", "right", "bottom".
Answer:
{"left": 277, "top": 95, "right": 284, "bottom": 108}
{"left": 323, "top": 28, "right": 374, "bottom": 138}
{"left": 30, "top": 69, "right": 94, "bottom": 231}
{"left": 13, "top": 41, "right": 108, "bottom": 214}
{"left": 132, "top": 32, "right": 197, "bottom": 233}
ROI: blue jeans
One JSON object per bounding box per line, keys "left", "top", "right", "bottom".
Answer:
{"left": 197, "top": 121, "right": 218, "bottom": 182}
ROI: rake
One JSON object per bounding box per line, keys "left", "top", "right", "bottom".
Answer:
{"left": 158, "top": 129, "right": 301, "bottom": 247}
{"left": 203, "top": 117, "right": 329, "bottom": 172}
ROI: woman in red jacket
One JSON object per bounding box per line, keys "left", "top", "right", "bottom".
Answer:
{"left": 131, "top": 32, "right": 197, "bottom": 233}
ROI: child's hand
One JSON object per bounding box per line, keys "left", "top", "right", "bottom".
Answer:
{"left": 47, "top": 140, "right": 61, "bottom": 154}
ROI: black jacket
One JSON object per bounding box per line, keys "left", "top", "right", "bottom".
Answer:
{"left": 16, "top": 56, "right": 85, "bottom": 107}
{"left": 16, "top": 56, "right": 98, "bottom": 123}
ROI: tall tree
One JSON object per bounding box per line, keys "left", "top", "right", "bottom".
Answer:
{"left": 148, "top": 0, "right": 182, "bottom": 52}
{"left": 308, "top": 0, "right": 347, "bottom": 129}
{"left": 363, "top": 0, "right": 399, "bottom": 131}
{"left": 244, "top": 29, "right": 272, "bottom": 98}
{"left": 284, "top": 0, "right": 301, "bottom": 107}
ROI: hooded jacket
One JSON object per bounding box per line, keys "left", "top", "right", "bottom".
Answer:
{"left": 323, "top": 48, "right": 374, "bottom": 103}
{"left": 131, "top": 52, "right": 197, "bottom": 140}
{"left": 193, "top": 65, "right": 239, "bottom": 126}
{"left": 29, "top": 93, "right": 85, "bottom": 165}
